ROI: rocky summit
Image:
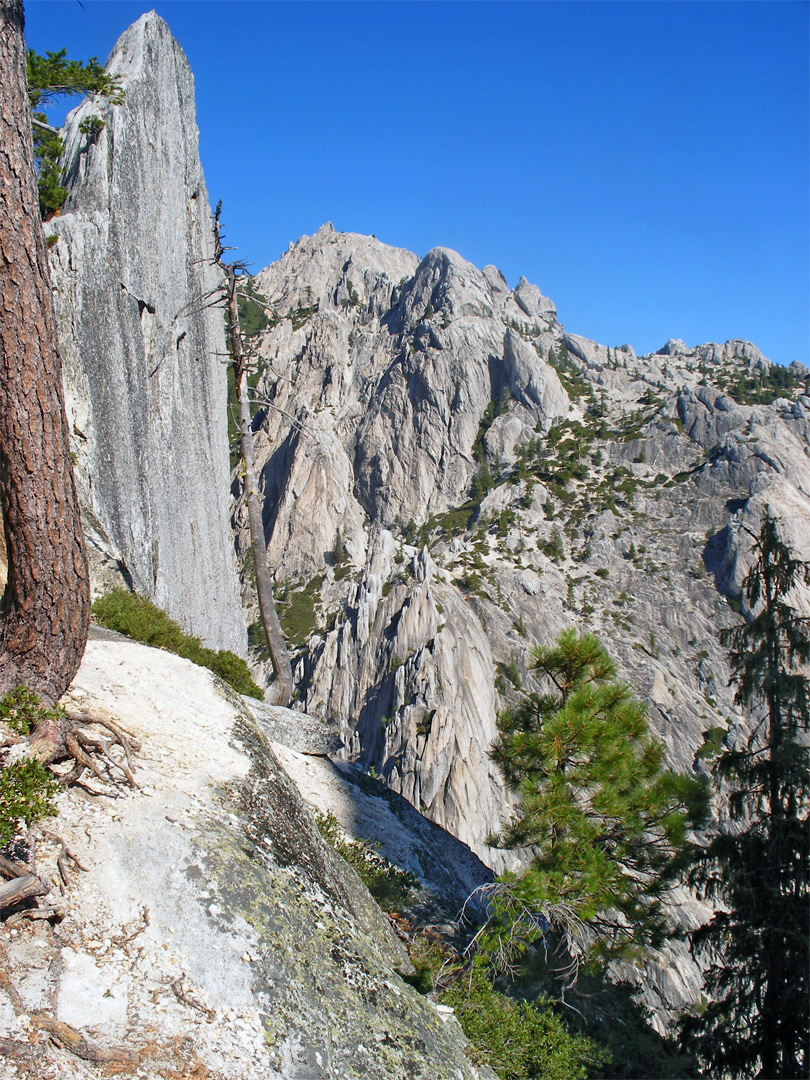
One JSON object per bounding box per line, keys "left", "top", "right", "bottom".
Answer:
{"left": 238, "top": 224, "right": 810, "bottom": 869}
{"left": 47, "top": 12, "right": 244, "bottom": 655}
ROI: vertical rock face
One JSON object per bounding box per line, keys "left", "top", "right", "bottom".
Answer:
{"left": 47, "top": 13, "right": 245, "bottom": 654}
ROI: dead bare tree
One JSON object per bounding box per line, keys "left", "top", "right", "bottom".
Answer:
{"left": 213, "top": 204, "right": 293, "bottom": 707}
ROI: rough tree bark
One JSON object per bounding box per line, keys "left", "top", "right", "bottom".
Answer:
{"left": 214, "top": 207, "right": 293, "bottom": 707}
{"left": 0, "top": 0, "right": 90, "bottom": 704}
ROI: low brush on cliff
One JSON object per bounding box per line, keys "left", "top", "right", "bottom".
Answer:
{"left": 213, "top": 202, "right": 293, "bottom": 707}
{"left": 0, "top": 685, "right": 139, "bottom": 919}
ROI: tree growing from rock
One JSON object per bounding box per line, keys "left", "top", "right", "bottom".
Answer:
{"left": 488, "top": 629, "right": 707, "bottom": 985}
{"left": 213, "top": 204, "right": 293, "bottom": 707}
{"left": 27, "top": 45, "right": 124, "bottom": 216}
{"left": 681, "top": 512, "right": 810, "bottom": 1079}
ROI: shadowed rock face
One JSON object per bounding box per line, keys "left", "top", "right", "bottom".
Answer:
{"left": 47, "top": 13, "right": 245, "bottom": 654}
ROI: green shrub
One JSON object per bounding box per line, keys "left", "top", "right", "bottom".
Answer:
{"left": 92, "top": 590, "right": 263, "bottom": 699}
{"left": 280, "top": 589, "right": 318, "bottom": 648}
{"left": 497, "top": 658, "right": 523, "bottom": 690}
{"left": 0, "top": 686, "right": 65, "bottom": 736}
{"left": 441, "top": 966, "right": 601, "bottom": 1079}
{"left": 0, "top": 759, "right": 60, "bottom": 847}
{"left": 696, "top": 725, "right": 727, "bottom": 761}
{"left": 315, "top": 810, "right": 418, "bottom": 911}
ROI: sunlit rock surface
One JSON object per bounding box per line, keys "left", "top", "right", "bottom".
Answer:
{"left": 47, "top": 13, "right": 245, "bottom": 654}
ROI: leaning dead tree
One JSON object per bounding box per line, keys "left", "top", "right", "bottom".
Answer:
{"left": 213, "top": 204, "right": 293, "bottom": 707}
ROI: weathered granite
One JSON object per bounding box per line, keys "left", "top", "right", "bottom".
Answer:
{"left": 0, "top": 637, "right": 493, "bottom": 1079}
{"left": 47, "top": 13, "right": 245, "bottom": 654}
{"left": 231, "top": 224, "right": 810, "bottom": 1029}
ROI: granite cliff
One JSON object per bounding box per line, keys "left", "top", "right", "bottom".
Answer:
{"left": 46, "top": 13, "right": 245, "bottom": 654}
{"left": 231, "top": 227, "right": 810, "bottom": 1024}
{"left": 238, "top": 227, "right": 810, "bottom": 873}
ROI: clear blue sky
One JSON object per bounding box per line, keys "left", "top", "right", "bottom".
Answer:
{"left": 25, "top": 1, "right": 809, "bottom": 366}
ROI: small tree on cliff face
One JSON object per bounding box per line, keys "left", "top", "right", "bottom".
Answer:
{"left": 213, "top": 205, "right": 293, "bottom": 707}
{"left": 488, "top": 630, "right": 707, "bottom": 983}
{"left": 0, "top": 0, "right": 91, "bottom": 703}
{"left": 681, "top": 513, "right": 810, "bottom": 1080}
{"left": 26, "top": 46, "right": 124, "bottom": 216}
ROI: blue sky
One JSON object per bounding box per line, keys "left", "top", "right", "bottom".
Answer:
{"left": 25, "top": 1, "right": 809, "bottom": 366}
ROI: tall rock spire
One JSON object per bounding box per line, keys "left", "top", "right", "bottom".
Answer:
{"left": 48, "top": 13, "right": 245, "bottom": 654}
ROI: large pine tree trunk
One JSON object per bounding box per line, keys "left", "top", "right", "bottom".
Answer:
{"left": 0, "top": 0, "right": 90, "bottom": 703}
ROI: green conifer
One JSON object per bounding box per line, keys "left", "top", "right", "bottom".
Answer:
{"left": 489, "top": 630, "right": 707, "bottom": 980}
{"left": 681, "top": 512, "right": 810, "bottom": 1079}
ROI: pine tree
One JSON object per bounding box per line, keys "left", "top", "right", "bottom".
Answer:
{"left": 26, "top": 46, "right": 123, "bottom": 216}
{"left": 0, "top": 0, "right": 91, "bottom": 701}
{"left": 489, "top": 630, "right": 707, "bottom": 982}
{"left": 681, "top": 512, "right": 810, "bottom": 1079}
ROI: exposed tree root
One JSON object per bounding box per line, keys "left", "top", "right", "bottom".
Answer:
{"left": 30, "top": 1014, "right": 140, "bottom": 1065}
{"left": 0, "top": 708, "right": 139, "bottom": 917}
{"left": 0, "top": 950, "right": 139, "bottom": 1067}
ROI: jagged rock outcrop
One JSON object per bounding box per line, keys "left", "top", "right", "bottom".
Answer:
{"left": 46, "top": 13, "right": 245, "bottom": 654}
{"left": 238, "top": 224, "right": 810, "bottom": 869}
{"left": 229, "top": 227, "right": 809, "bottom": 1025}
{"left": 244, "top": 227, "right": 567, "bottom": 580}
{"left": 235, "top": 229, "right": 568, "bottom": 861}
{"left": 0, "top": 632, "right": 492, "bottom": 1079}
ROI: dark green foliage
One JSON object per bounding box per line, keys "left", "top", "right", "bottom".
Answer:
{"left": 32, "top": 123, "right": 67, "bottom": 218}
{"left": 541, "top": 524, "right": 565, "bottom": 562}
{"left": 497, "top": 508, "right": 516, "bottom": 537}
{"left": 77, "top": 114, "right": 105, "bottom": 139}
{"left": 288, "top": 303, "right": 319, "bottom": 330}
{"left": 92, "top": 590, "right": 263, "bottom": 699}
{"left": 470, "top": 392, "right": 510, "bottom": 498}
{"left": 314, "top": 810, "right": 418, "bottom": 911}
{"left": 727, "top": 363, "right": 806, "bottom": 406}
{"left": 696, "top": 725, "right": 727, "bottom": 762}
{"left": 546, "top": 343, "right": 590, "bottom": 402}
{"left": 490, "top": 630, "right": 707, "bottom": 967}
{"left": 236, "top": 293, "right": 270, "bottom": 337}
{"left": 247, "top": 618, "right": 271, "bottom": 662}
{"left": 27, "top": 48, "right": 124, "bottom": 111}
{"left": 27, "top": 48, "right": 124, "bottom": 217}
{"left": 681, "top": 513, "right": 810, "bottom": 1079}
{"left": 440, "top": 966, "right": 601, "bottom": 1079}
{"left": 0, "top": 685, "right": 65, "bottom": 736}
{"left": 342, "top": 279, "right": 361, "bottom": 309}
{"left": 0, "top": 759, "right": 60, "bottom": 847}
